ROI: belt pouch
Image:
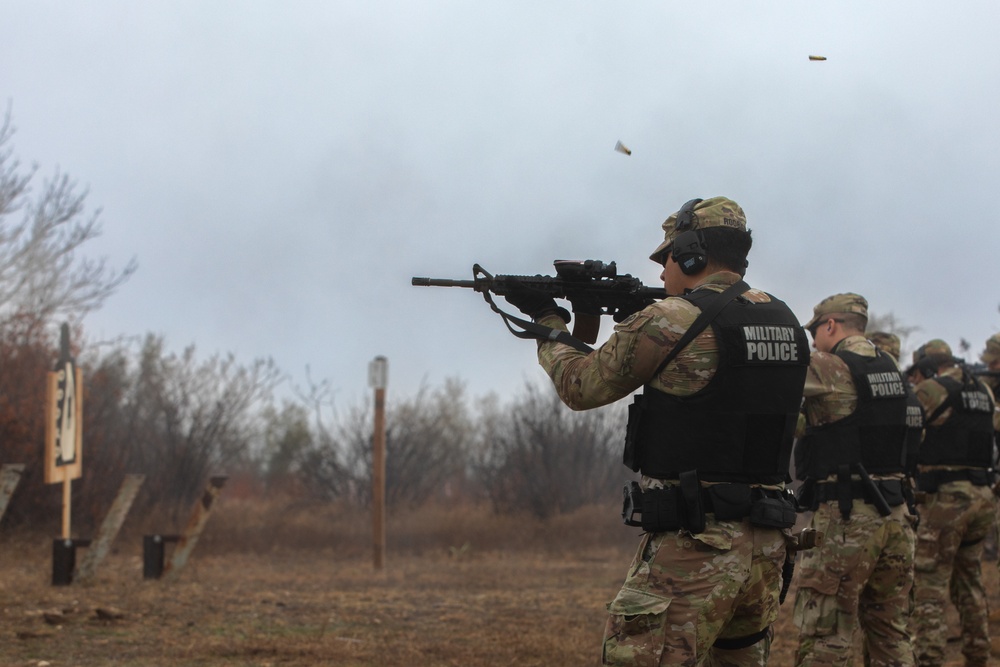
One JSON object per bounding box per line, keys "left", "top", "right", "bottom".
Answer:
{"left": 640, "top": 487, "right": 681, "bottom": 533}
{"left": 621, "top": 481, "right": 643, "bottom": 527}
{"left": 876, "top": 480, "right": 905, "bottom": 506}
{"left": 708, "top": 484, "right": 752, "bottom": 520}
{"left": 750, "top": 494, "right": 796, "bottom": 529}
{"left": 679, "top": 470, "right": 706, "bottom": 534}
{"left": 622, "top": 396, "right": 645, "bottom": 472}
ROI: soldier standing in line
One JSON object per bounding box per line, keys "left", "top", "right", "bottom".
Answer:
{"left": 868, "top": 331, "right": 901, "bottom": 364}
{"left": 868, "top": 330, "right": 926, "bottom": 480}
{"left": 792, "top": 294, "right": 915, "bottom": 666}
{"left": 975, "top": 332, "right": 1000, "bottom": 565}
{"left": 977, "top": 332, "right": 1000, "bottom": 393}
{"left": 504, "top": 196, "right": 810, "bottom": 665}
{"left": 908, "top": 339, "right": 1000, "bottom": 667}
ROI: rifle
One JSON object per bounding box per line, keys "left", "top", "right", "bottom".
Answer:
{"left": 967, "top": 361, "right": 1000, "bottom": 383}
{"left": 412, "top": 260, "right": 665, "bottom": 352}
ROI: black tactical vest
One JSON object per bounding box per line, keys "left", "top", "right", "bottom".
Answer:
{"left": 917, "top": 372, "right": 995, "bottom": 468}
{"left": 795, "top": 347, "right": 910, "bottom": 480}
{"left": 623, "top": 288, "right": 810, "bottom": 484}
{"left": 904, "top": 392, "right": 925, "bottom": 476}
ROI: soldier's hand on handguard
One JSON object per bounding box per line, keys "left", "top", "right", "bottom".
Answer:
{"left": 503, "top": 281, "right": 570, "bottom": 323}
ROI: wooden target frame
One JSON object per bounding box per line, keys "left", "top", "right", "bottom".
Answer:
{"left": 45, "top": 363, "right": 83, "bottom": 484}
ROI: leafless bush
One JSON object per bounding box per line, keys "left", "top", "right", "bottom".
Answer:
{"left": 471, "top": 382, "right": 625, "bottom": 519}
{"left": 337, "top": 378, "right": 473, "bottom": 507}
{"left": 80, "top": 334, "right": 282, "bottom": 522}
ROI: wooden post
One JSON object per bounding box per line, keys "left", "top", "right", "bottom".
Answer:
{"left": 0, "top": 464, "right": 26, "bottom": 525}
{"left": 373, "top": 385, "right": 386, "bottom": 569}
{"left": 75, "top": 474, "right": 145, "bottom": 584}
{"left": 62, "top": 477, "right": 71, "bottom": 539}
{"left": 368, "top": 356, "right": 388, "bottom": 570}
{"left": 162, "top": 476, "right": 227, "bottom": 582}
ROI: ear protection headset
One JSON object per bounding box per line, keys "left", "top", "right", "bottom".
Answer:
{"left": 671, "top": 198, "right": 707, "bottom": 275}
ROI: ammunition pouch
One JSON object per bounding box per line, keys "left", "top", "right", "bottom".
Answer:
{"left": 623, "top": 397, "right": 644, "bottom": 472}
{"left": 750, "top": 495, "right": 798, "bottom": 529}
{"left": 916, "top": 468, "right": 991, "bottom": 493}
{"left": 621, "top": 480, "right": 796, "bottom": 533}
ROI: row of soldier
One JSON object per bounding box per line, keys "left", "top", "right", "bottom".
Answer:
{"left": 493, "top": 196, "right": 1000, "bottom": 666}
{"left": 794, "top": 298, "right": 1000, "bottom": 667}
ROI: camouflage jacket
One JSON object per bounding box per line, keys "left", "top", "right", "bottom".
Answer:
{"left": 536, "top": 271, "right": 783, "bottom": 549}
{"left": 535, "top": 271, "right": 773, "bottom": 409}
{"left": 800, "top": 334, "right": 880, "bottom": 429}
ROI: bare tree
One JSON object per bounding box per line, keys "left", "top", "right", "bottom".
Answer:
{"left": 340, "top": 378, "right": 474, "bottom": 507}
{"left": 472, "top": 382, "right": 624, "bottom": 519}
{"left": 81, "top": 334, "right": 282, "bottom": 519}
{"left": 0, "top": 106, "right": 136, "bottom": 331}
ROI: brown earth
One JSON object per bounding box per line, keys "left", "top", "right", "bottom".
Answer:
{"left": 1, "top": 502, "right": 999, "bottom": 666}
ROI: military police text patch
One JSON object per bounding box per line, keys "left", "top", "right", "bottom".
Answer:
{"left": 961, "top": 390, "right": 993, "bottom": 413}
{"left": 865, "top": 371, "right": 907, "bottom": 399}
{"left": 739, "top": 325, "right": 801, "bottom": 363}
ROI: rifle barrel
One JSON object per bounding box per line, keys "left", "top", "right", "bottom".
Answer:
{"left": 411, "top": 277, "right": 478, "bottom": 288}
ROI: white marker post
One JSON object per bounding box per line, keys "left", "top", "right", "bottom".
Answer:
{"left": 368, "top": 356, "right": 388, "bottom": 570}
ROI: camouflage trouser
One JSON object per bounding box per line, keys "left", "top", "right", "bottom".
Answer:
{"left": 792, "top": 501, "right": 915, "bottom": 666}
{"left": 910, "top": 481, "right": 996, "bottom": 667}
{"left": 601, "top": 519, "right": 786, "bottom": 667}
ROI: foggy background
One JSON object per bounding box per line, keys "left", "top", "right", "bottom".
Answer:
{"left": 2, "top": 2, "right": 997, "bottom": 402}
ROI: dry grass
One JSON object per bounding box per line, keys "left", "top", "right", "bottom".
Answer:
{"left": 1, "top": 499, "right": 998, "bottom": 666}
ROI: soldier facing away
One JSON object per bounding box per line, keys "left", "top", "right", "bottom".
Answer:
{"left": 792, "top": 293, "right": 916, "bottom": 666}
{"left": 868, "top": 331, "right": 901, "bottom": 364}
{"left": 504, "top": 196, "right": 810, "bottom": 665}
{"left": 907, "top": 339, "right": 1000, "bottom": 667}
{"left": 977, "top": 332, "right": 1000, "bottom": 393}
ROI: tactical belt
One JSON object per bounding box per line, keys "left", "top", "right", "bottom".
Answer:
{"left": 917, "top": 468, "right": 991, "bottom": 492}
{"left": 621, "top": 479, "right": 797, "bottom": 533}
{"left": 812, "top": 479, "right": 906, "bottom": 509}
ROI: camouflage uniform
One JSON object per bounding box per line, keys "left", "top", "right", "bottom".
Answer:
{"left": 908, "top": 340, "right": 1000, "bottom": 667}
{"left": 532, "top": 197, "right": 799, "bottom": 666}
{"left": 793, "top": 295, "right": 915, "bottom": 667}
{"left": 978, "top": 332, "right": 1000, "bottom": 394}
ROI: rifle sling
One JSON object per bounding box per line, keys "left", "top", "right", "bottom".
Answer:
{"left": 651, "top": 280, "right": 749, "bottom": 378}
{"left": 479, "top": 288, "right": 594, "bottom": 354}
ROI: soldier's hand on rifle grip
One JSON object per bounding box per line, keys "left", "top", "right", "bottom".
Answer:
{"left": 504, "top": 282, "right": 570, "bottom": 323}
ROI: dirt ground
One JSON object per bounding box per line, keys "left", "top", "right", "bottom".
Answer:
{"left": 2, "top": 506, "right": 1000, "bottom": 666}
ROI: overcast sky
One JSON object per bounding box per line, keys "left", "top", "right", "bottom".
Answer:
{"left": 2, "top": 2, "right": 998, "bottom": 404}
